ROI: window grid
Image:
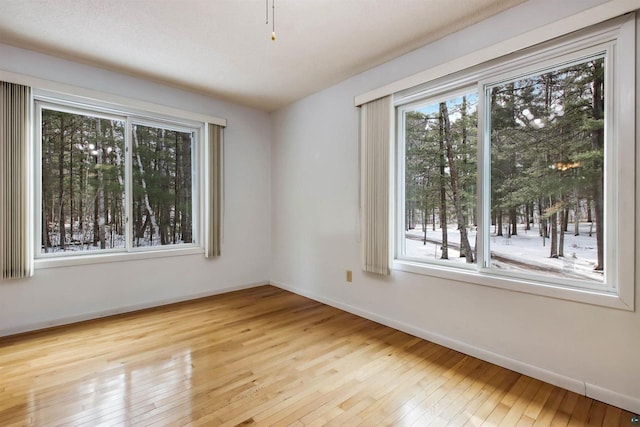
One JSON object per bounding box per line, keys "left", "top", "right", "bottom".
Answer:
{"left": 34, "top": 99, "right": 201, "bottom": 259}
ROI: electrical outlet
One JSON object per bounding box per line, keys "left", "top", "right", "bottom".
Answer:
{"left": 346, "top": 270, "right": 352, "bottom": 283}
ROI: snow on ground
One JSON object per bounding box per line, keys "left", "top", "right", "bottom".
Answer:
{"left": 42, "top": 230, "right": 185, "bottom": 253}
{"left": 404, "top": 222, "right": 603, "bottom": 283}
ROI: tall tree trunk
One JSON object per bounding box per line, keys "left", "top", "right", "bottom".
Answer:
{"left": 591, "top": 61, "right": 605, "bottom": 271}
{"left": 559, "top": 199, "right": 565, "bottom": 257}
{"left": 58, "top": 115, "right": 66, "bottom": 249}
{"left": 461, "top": 96, "right": 469, "bottom": 228}
{"left": 438, "top": 109, "right": 448, "bottom": 259}
{"left": 132, "top": 126, "right": 160, "bottom": 242}
{"left": 574, "top": 198, "right": 580, "bottom": 236}
{"left": 79, "top": 159, "right": 84, "bottom": 234}
{"left": 506, "top": 83, "right": 518, "bottom": 238}
{"left": 549, "top": 197, "right": 558, "bottom": 258}
{"left": 109, "top": 121, "right": 126, "bottom": 237}
{"left": 440, "top": 102, "right": 473, "bottom": 262}
{"left": 538, "top": 200, "right": 548, "bottom": 238}
{"left": 96, "top": 120, "right": 106, "bottom": 249}
{"left": 93, "top": 193, "right": 99, "bottom": 245}
{"left": 422, "top": 178, "right": 428, "bottom": 245}
{"left": 42, "top": 127, "right": 53, "bottom": 252}
{"left": 422, "top": 196, "right": 428, "bottom": 246}
{"left": 183, "top": 135, "right": 193, "bottom": 243}
{"left": 136, "top": 204, "right": 147, "bottom": 241}
{"left": 69, "top": 123, "right": 74, "bottom": 244}
{"left": 172, "top": 133, "right": 179, "bottom": 244}
{"left": 509, "top": 208, "right": 518, "bottom": 236}
{"left": 405, "top": 206, "right": 410, "bottom": 231}
{"left": 157, "top": 130, "right": 168, "bottom": 246}
{"left": 411, "top": 205, "right": 416, "bottom": 230}
{"left": 42, "top": 213, "right": 50, "bottom": 253}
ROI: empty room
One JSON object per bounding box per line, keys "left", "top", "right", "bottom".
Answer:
{"left": 1, "top": 0, "right": 639, "bottom": 425}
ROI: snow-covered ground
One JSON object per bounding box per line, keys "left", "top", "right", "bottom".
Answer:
{"left": 404, "top": 223, "right": 603, "bottom": 283}
{"left": 42, "top": 229, "right": 186, "bottom": 253}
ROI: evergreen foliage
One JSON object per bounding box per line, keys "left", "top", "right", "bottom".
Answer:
{"left": 41, "top": 109, "right": 193, "bottom": 253}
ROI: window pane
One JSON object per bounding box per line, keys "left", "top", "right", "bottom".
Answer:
{"left": 403, "top": 92, "right": 478, "bottom": 265}
{"left": 132, "top": 124, "right": 193, "bottom": 247}
{"left": 41, "top": 109, "right": 126, "bottom": 253}
{"left": 488, "top": 57, "right": 605, "bottom": 283}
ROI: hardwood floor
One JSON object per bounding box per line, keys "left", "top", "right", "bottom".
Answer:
{"left": 0, "top": 285, "right": 634, "bottom": 426}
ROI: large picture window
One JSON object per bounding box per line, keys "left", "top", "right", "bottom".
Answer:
{"left": 36, "top": 99, "right": 200, "bottom": 258}
{"left": 486, "top": 57, "right": 605, "bottom": 284}
{"left": 394, "top": 18, "right": 634, "bottom": 307}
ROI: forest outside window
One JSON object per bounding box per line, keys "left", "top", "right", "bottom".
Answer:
{"left": 484, "top": 57, "right": 607, "bottom": 286}
{"left": 36, "top": 99, "right": 200, "bottom": 259}
{"left": 131, "top": 123, "right": 194, "bottom": 248}
{"left": 395, "top": 19, "right": 635, "bottom": 306}
{"left": 399, "top": 89, "right": 478, "bottom": 267}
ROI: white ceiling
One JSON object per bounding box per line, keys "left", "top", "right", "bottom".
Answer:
{"left": 0, "top": 0, "right": 525, "bottom": 111}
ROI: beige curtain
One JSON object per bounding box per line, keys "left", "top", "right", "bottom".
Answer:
{"left": 1, "top": 82, "right": 31, "bottom": 280}
{"left": 206, "top": 123, "right": 223, "bottom": 258}
{"left": 360, "top": 95, "right": 392, "bottom": 275}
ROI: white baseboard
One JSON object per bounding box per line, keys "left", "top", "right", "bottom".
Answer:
{"left": 270, "top": 280, "right": 640, "bottom": 415}
{"left": 0, "top": 281, "right": 268, "bottom": 338}
{"left": 587, "top": 383, "right": 640, "bottom": 416}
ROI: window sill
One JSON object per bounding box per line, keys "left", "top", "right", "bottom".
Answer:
{"left": 392, "top": 260, "right": 633, "bottom": 311}
{"left": 35, "top": 246, "right": 205, "bottom": 270}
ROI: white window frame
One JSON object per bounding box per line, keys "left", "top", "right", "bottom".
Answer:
{"left": 395, "top": 85, "right": 479, "bottom": 273}
{"left": 33, "top": 90, "right": 208, "bottom": 268}
{"left": 392, "top": 15, "right": 635, "bottom": 310}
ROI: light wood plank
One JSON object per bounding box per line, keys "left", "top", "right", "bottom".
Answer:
{"left": 0, "top": 285, "right": 633, "bottom": 426}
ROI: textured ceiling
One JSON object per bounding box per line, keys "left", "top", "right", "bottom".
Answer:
{"left": 0, "top": 0, "right": 526, "bottom": 111}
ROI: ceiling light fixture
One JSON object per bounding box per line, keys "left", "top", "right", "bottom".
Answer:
{"left": 266, "top": 0, "right": 276, "bottom": 41}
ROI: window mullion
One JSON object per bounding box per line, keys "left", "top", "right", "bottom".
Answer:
{"left": 477, "top": 85, "right": 491, "bottom": 271}
{"left": 191, "top": 130, "right": 198, "bottom": 245}
{"left": 125, "top": 117, "right": 133, "bottom": 252}
{"left": 396, "top": 109, "right": 406, "bottom": 259}
{"left": 33, "top": 101, "right": 43, "bottom": 260}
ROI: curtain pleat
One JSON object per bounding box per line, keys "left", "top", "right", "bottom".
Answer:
{"left": 360, "top": 96, "right": 392, "bottom": 275}
{"left": 1, "top": 81, "right": 31, "bottom": 280}
{"left": 206, "top": 123, "right": 223, "bottom": 258}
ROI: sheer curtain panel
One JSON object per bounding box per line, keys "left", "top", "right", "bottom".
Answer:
{"left": 206, "top": 123, "right": 223, "bottom": 258}
{"left": 360, "top": 95, "right": 392, "bottom": 275}
{"left": 1, "top": 82, "right": 31, "bottom": 279}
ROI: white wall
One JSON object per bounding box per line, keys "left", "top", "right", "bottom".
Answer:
{"left": 271, "top": 0, "right": 640, "bottom": 413}
{"left": 0, "top": 44, "right": 272, "bottom": 335}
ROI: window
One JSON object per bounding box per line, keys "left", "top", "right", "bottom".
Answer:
{"left": 485, "top": 57, "right": 606, "bottom": 285}
{"left": 394, "top": 18, "right": 634, "bottom": 307}
{"left": 35, "top": 97, "right": 202, "bottom": 260}
{"left": 39, "top": 106, "right": 127, "bottom": 253}
{"left": 399, "top": 89, "right": 478, "bottom": 266}
{"left": 131, "top": 123, "right": 194, "bottom": 248}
